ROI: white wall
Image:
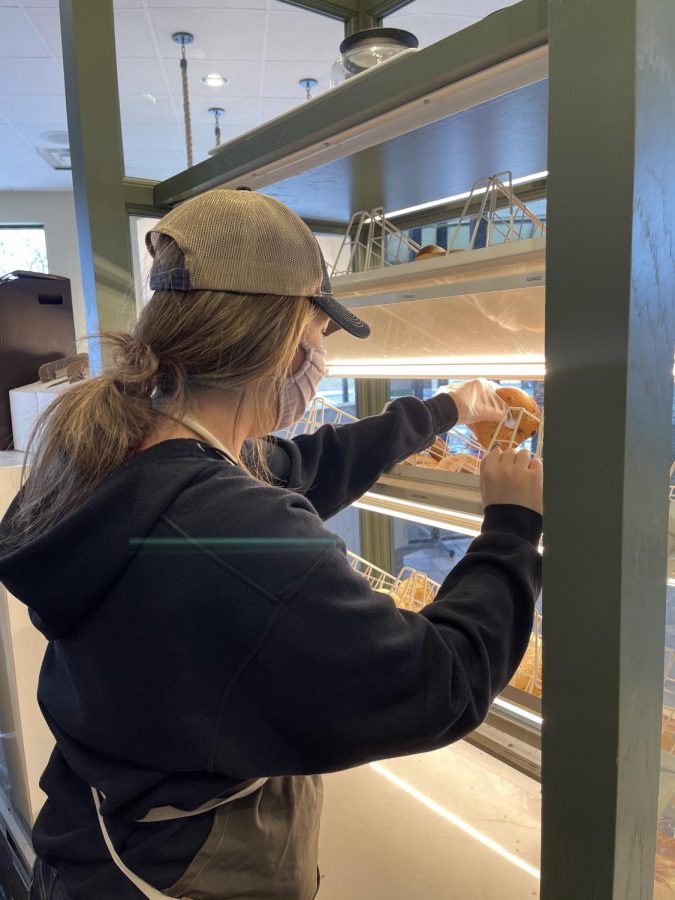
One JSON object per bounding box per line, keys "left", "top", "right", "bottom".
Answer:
{"left": 0, "top": 192, "right": 86, "bottom": 346}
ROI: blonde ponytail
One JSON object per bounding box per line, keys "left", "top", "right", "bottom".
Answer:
{"left": 3, "top": 237, "right": 316, "bottom": 550}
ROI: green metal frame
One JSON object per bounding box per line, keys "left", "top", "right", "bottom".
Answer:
{"left": 59, "top": 0, "right": 137, "bottom": 370}
{"left": 541, "top": 1, "right": 675, "bottom": 897}
{"left": 356, "top": 380, "right": 393, "bottom": 573}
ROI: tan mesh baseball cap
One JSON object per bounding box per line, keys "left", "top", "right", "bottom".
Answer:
{"left": 146, "top": 189, "right": 370, "bottom": 339}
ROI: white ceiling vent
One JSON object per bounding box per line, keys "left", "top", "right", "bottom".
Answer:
{"left": 36, "top": 147, "right": 72, "bottom": 171}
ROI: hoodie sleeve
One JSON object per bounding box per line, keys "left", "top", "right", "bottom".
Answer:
{"left": 209, "top": 503, "right": 542, "bottom": 777}
{"left": 260, "top": 394, "right": 459, "bottom": 521}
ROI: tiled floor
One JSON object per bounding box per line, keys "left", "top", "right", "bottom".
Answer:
{"left": 318, "top": 741, "right": 541, "bottom": 900}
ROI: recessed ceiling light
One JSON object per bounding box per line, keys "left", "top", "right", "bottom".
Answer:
{"left": 142, "top": 93, "right": 157, "bottom": 104}
{"left": 201, "top": 73, "right": 228, "bottom": 87}
{"left": 40, "top": 130, "right": 69, "bottom": 146}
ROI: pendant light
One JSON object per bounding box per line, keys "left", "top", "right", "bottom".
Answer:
{"left": 208, "top": 107, "right": 225, "bottom": 147}
{"left": 299, "top": 78, "right": 318, "bottom": 101}
{"left": 172, "top": 31, "right": 194, "bottom": 168}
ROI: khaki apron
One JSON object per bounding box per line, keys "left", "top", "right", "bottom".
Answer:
{"left": 93, "top": 776, "right": 323, "bottom": 899}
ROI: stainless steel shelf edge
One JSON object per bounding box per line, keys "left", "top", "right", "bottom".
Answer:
{"left": 331, "top": 237, "right": 546, "bottom": 308}
{"left": 153, "top": 0, "right": 548, "bottom": 207}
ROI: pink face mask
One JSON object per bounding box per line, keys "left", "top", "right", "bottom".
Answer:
{"left": 274, "top": 340, "right": 327, "bottom": 431}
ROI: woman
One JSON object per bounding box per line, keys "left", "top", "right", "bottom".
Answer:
{"left": 0, "top": 190, "right": 542, "bottom": 900}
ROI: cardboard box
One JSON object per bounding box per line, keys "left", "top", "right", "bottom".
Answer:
{"left": 9, "top": 379, "right": 74, "bottom": 452}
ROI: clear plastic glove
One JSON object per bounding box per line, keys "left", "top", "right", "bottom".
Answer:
{"left": 436, "top": 378, "right": 510, "bottom": 426}
{"left": 481, "top": 447, "right": 544, "bottom": 514}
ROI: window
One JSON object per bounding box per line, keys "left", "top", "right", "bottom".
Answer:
{"left": 0, "top": 226, "right": 48, "bottom": 276}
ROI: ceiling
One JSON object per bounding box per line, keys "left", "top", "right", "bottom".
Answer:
{"left": 0, "top": 0, "right": 517, "bottom": 193}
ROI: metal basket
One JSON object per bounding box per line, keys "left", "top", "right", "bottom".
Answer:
{"left": 278, "top": 396, "right": 358, "bottom": 440}
{"left": 331, "top": 207, "right": 421, "bottom": 277}
{"left": 400, "top": 407, "right": 544, "bottom": 476}
{"left": 347, "top": 551, "right": 440, "bottom": 613}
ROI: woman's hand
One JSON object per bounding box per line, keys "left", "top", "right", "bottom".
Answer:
{"left": 436, "top": 379, "right": 509, "bottom": 426}
{"left": 480, "top": 447, "right": 543, "bottom": 515}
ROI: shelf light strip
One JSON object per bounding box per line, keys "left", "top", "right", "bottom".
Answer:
{"left": 382, "top": 170, "right": 549, "bottom": 220}
{"left": 353, "top": 493, "right": 483, "bottom": 537}
{"left": 327, "top": 362, "right": 546, "bottom": 379}
{"left": 493, "top": 696, "right": 543, "bottom": 727}
{"left": 369, "top": 762, "right": 541, "bottom": 880}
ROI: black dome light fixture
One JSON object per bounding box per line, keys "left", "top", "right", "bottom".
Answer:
{"left": 330, "top": 27, "right": 418, "bottom": 87}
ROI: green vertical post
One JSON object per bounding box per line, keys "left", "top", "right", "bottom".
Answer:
{"left": 542, "top": 1, "right": 675, "bottom": 897}
{"left": 60, "top": 0, "right": 135, "bottom": 371}
{"left": 356, "top": 379, "right": 393, "bottom": 572}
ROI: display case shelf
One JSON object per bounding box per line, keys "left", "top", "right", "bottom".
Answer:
{"left": 330, "top": 237, "right": 546, "bottom": 309}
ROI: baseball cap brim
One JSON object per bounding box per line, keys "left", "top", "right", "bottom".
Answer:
{"left": 312, "top": 294, "right": 370, "bottom": 339}
{"left": 312, "top": 246, "right": 370, "bottom": 339}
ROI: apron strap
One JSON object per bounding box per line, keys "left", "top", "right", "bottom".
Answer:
{"left": 92, "top": 788, "right": 177, "bottom": 899}
{"left": 91, "top": 779, "right": 268, "bottom": 898}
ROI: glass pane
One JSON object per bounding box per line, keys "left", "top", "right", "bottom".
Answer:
{"left": 0, "top": 227, "right": 48, "bottom": 275}
{"left": 325, "top": 506, "right": 361, "bottom": 556}
{"left": 114, "top": 3, "right": 344, "bottom": 182}
{"left": 316, "top": 377, "right": 356, "bottom": 417}
{"left": 388, "top": 378, "right": 543, "bottom": 708}
{"left": 384, "top": 0, "right": 521, "bottom": 51}
{"left": 404, "top": 198, "right": 548, "bottom": 253}
{"left": 393, "top": 516, "right": 471, "bottom": 583}
{"left": 655, "top": 382, "right": 675, "bottom": 895}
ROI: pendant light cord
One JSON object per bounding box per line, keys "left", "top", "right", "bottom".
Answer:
{"left": 180, "top": 44, "right": 193, "bottom": 168}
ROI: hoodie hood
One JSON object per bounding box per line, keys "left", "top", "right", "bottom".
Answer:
{"left": 0, "top": 441, "right": 217, "bottom": 640}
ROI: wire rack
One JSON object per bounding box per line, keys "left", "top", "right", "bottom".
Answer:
{"left": 330, "top": 207, "right": 421, "bottom": 277}
{"left": 510, "top": 609, "right": 543, "bottom": 698}
{"left": 447, "top": 171, "right": 547, "bottom": 252}
{"left": 400, "top": 406, "right": 544, "bottom": 476}
{"left": 347, "top": 551, "right": 440, "bottom": 613}
{"left": 330, "top": 172, "right": 545, "bottom": 277}
{"left": 663, "top": 648, "right": 675, "bottom": 754}
{"left": 278, "top": 396, "right": 358, "bottom": 440}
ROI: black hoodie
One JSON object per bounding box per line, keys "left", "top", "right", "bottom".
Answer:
{"left": 0, "top": 394, "right": 542, "bottom": 898}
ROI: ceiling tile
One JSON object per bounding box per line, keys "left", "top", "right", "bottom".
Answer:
{"left": 113, "top": 8, "right": 157, "bottom": 58}
{"left": 258, "top": 96, "right": 302, "bottom": 121}
{"left": 24, "top": 8, "right": 62, "bottom": 57}
{"left": 119, "top": 92, "right": 177, "bottom": 124}
{"left": 0, "top": 167, "right": 73, "bottom": 192}
{"left": 0, "top": 93, "right": 67, "bottom": 124}
{"left": 5, "top": 120, "right": 68, "bottom": 146}
{"left": 122, "top": 121, "right": 184, "bottom": 150}
{"left": 0, "top": 7, "right": 51, "bottom": 57}
{"left": 265, "top": 9, "right": 343, "bottom": 62}
{"left": 0, "top": 57, "right": 64, "bottom": 94}
{"left": 261, "top": 60, "right": 331, "bottom": 100}
{"left": 113, "top": 0, "right": 143, "bottom": 7}
{"left": 149, "top": 8, "right": 267, "bottom": 61}
{"left": 116, "top": 57, "right": 170, "bottom": 95}
{"left": 386, "top": 0, "right": 517, "bottom": 16}
{"left": 0, "top": 117, "right": 30, "bottom": 149}
{"left": 19, "top": 0, "right": 59, "bottom": 7}
{"left": 146, "top": 0, "right": 267, "bottom": 7}
{"left": 191, "top": 121, "right": 247, "bottom": 146}
{"left": 383, "top": 12, "right": 478, "bottom": 47}
{"left": 267, "top": 11, "right": 344, "bottom": 60}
